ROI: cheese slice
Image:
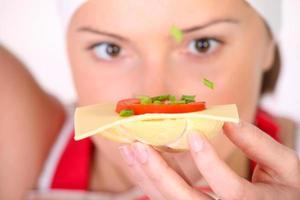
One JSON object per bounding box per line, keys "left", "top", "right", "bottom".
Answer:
{"left": 74, "top": 104, "right": 239, "bottom": 150}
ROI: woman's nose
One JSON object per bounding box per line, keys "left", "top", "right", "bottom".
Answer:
{"left": 139, "top": 61, "right": 169, "bottom": 96}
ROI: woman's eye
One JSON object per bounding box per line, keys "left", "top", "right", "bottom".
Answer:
{"left": 92, "top": 42, "right": 122, "bottom": 60}
{"left": 187, "top": 38, "right": 220, "bottom": 55}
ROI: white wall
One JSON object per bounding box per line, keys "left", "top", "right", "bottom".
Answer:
{"left": 0, "top": 0, "right": 299, "bottom": 122}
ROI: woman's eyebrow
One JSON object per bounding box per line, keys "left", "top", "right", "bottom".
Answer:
{"left": 77, "top": 18, "right": 238, "bottom": 39}
{"left": 182, "top": 18, "right": 240, "bottom": 33}
{"left": 77, "top": 27, "right": 128, "bottom": 41}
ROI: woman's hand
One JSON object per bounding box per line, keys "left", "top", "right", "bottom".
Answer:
{"left": 118, "top": 121, "right": 300, "bottom": 200}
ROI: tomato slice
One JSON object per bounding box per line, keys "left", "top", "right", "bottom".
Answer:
{"left": 115, "top": 98, "right": 140, "bottom": 113}
{"left": 116, "top": 98, "right": 206, "bottom": 115}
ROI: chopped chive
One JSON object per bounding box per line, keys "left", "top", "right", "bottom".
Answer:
{"left": 151, "top": 97, "right": 159, "bottom": 102}
{"left": 170, "top": 25, "right": 183, "bottom": 43}
{"left": 140, "top": 96, "right": 152, "bottom": 105}
{"left": 169, "top": 95, "right": 177, "bottom": 102}
{"left": 203, "top": 78, "right": 215, "bottom": 89}
{"left": 181, "top": 95, "right": 196, "bottom": 103}
{"left": 151, "top": 95, "right": 170, "bottom": 101}
{"left": 153, "top": 100, "right": 162, "bottom": 105}
{"left": 137, "top": 95, "right": 152, "bottom": 104}
{"left": 185, "top": 100, "right": 195, "bottom": 104}
{"left": 119, "top": 109, "right": 134, "bottom": 117}
{"left": 170, "top": 100, "right": 186, "bottom": 104}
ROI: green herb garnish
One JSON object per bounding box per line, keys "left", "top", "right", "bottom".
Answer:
{"left": 136, "top": 94, "right": 197, "bottom": 105}
{"left": 153, "top": 100, "right": 162, "bottom": 105}
{"left": 169, "top": 95, "right": 177, "bottom": 102}
{"left": 139, "top": 96, "right": 152, "bottom": 105}
{"left": 170, "top": 100, "right": 186, "bottom": 104}
{"left": 170, "top": 25, "right": 183, "bottom": 43}
{"left": 203, "top": 78, "right": 215, "bottom": 89}
{"left": 151, "top": 95, "right": 170, "bottom": 102}
{"left": 119, "top": 109, "right": 134, "bottom": 117}
{"left": 181, "top": 95, "right": 196, "bottom": 103}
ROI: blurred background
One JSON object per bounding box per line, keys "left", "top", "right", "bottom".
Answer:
{"left": 0, "top": 0, "right": 299, "bottom": 149}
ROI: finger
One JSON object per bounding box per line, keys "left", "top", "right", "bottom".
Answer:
{"left": 251, "top": 164, "right": 273, "bottom": 183}
{"left": 188, "top": 133, "right": 253, "bottom": 200}
{"left": 248, "top": 183, "right": 300, "bottom": 200}
{"left": 119, "top": 145, "right": 166, "bottom": 200}
{"left": 131, "top": 142, "right": 211, "bottom": 200}
{"left": 223, "top": 121, "right": 300, "bottom": 179}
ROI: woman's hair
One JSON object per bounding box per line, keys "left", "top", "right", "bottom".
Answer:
{"left": 261, "top": 39, "right": 281, "bottom": 95}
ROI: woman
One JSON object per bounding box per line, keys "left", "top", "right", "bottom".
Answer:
{"left": 1, "top": 0, "right": 299, "bottom": 199}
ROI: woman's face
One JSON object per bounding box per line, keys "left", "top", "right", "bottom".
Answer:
{"left": 68, "top": 0, "right": 274, "bottom": 122}
{"left": 67, "top": 0, "right": 275, "bottom": 178}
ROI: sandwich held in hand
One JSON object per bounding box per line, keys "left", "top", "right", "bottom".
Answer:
{"left": 74, "top": 95, "right": 239, "bottom": 150}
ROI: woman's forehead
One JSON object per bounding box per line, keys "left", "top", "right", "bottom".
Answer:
{"left": 72, "top": 0, "right": 249, "bottom": 32}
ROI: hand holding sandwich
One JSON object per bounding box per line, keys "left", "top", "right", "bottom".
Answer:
{"left": 119, "top": 121, "right": 300, "bottom": 200}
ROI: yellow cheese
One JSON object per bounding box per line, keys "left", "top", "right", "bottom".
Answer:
{"left": 167, "top": 119, "right": 224, "bottom": 150}
{"left": 121, "top": 119, "right": 187, "bottom": 146}
{"left": 74, "top": 104, "right": 239, "bottom": 150}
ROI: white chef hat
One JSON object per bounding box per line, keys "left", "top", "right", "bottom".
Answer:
{"left": 58, "top": 0, "right": 282, "bottom": 39}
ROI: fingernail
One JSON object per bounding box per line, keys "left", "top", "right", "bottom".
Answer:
{"left": 133, "top": 142, "right": 148, "bottom": 164}
{"left": 188, "top": 133, "right": 204, "bottom": 152}
{"left": 119, "top": 145, "right": 134, "bottom": 166}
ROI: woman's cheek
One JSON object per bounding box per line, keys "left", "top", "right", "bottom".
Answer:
{"left": 194, "top": 35, "right": 264, "bottom": 122}
{"left": 214, "top": 64, "right": 261, "bottom": 122}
